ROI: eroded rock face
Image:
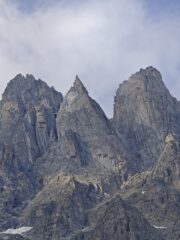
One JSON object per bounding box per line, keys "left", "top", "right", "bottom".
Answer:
{"left": 57, "top": 76, "right": 126, "bottom": 171}
{"left": 71, "top": 196, "right": 164, "bottom": 240}
{"left": 22, "top": 174, "right": 163, "bottom": 240}
{"left": 22, "top": 173, "right": 104, "bottom": 240}
{"left": 120, "top": 133, "right": 180, "bottom": 240}
{"left": 0, "top": 68, "right": 179, "bottom": 240}
{"left": 0, "top": 74, "right": 63, "bottom": 227}
{"left": 113, "top": 66, "right": 180, "bottom": 172}
{"left": 0, "top": 74, "right": 62, "bottom": 157}
{"left": 35, "top": 76, "right": 127, "bottom": 181}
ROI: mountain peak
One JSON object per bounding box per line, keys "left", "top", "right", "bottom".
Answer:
{"left": 4, "top": 73, "right": 36, "bottom": 93}
{"left": 140, "top": 66, "right": 160, "bottom": 74}
{"left": 2, "top": 73, "right": 63, "bottom": 114}
{"left": 74, "top": 74, "right": 82, "bottom": 85}
{"left": 72, "top": 75, "right": 88, "bottom": 95}
{"left": 113, "top": 66, "right": 179, "bottom": 172}
{"left": 3, "top": 73, "right": 52, "bottom": 97}
{"left": 129, "top": 66, "right": 162, "bottom": 83}
{"left": 14, "top": 73, "right": 24, "bottom": 79}
{"left": 12, "top": 73, "right": 36, "bottom": 83}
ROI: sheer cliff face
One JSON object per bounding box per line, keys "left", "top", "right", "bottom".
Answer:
{"left": 56, "top": 76, "right": 126, "bottom": 172}
{"left": 0, "top": 74, "right": 63, "bottom": 159}
{"left": 113, "top": 66, "right": 180, "bottom": 172}
{"left": 0, "top": 74, "right": 63, "bottom": 227}
{"left": 120, "top": 133, "right": 180, "bottom": 240}
{"left": 57, "top": 76, "right": 113, "bottom": 139}
{"left": 37, "top": 76, "right": 126, "bottom": 179}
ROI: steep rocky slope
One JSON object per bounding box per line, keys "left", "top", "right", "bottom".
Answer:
{"left": 113, "top": 66, "right": 180, "bottom": 172}
{"left": 22, "top": 173, "right": 105, "bottom": 240}
{"left": 70, "top": 194, "right": 164, "bottom": 240}
{"left": 120, "top": 133, "right": 180, "bottom": 239}
{"left": 21, "top": 173, "right": 164, "bottom": 240}
{"left": 34, "top": 75, "right": 128, "bottom": 187}
{"left": 0, "top": 67, "right": 179, "bottom": 239}
{"left": 0, "top": 74, "right": 63, "bottom": 228}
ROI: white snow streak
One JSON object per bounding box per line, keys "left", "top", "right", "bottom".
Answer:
{"left": 0, "top": 226, "right": 33, "bottom": 235}
{"left": 153, "top": 225, "right": 167, "bottom": 229}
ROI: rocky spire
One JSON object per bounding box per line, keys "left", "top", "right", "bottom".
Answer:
{"left": 113, "top": 66, "right": 180, "bottom": 172}
{"left": 44, "top": 76, "right": 126, "bottom": 174}
{"left": 0, "top": 74, "right": 63, "bottom": 223}
{"left": 113, "top": 66, "right": 172, "bottom": 128}
{"left": 68, "top": 75, "right": 88, "bottom": 96}
{"left": 73, "top": 75, "right": 87, "bottom": 91}
{"left": 0, "top": 74, "right": 63, "bottom": 141}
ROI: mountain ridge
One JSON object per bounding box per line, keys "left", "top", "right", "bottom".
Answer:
{"left": 0, "top": 66, "right": 179, "bottom": 240}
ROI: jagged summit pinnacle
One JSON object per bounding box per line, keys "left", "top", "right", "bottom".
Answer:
{"left": 5, "top": 73, "right": 36, "bottom": 92}
{"left": 140, "top": 66, "right": 160, "bottom": 73}
{"left": 3, "top": 73, "right": 51, "bottom": 96}
{"left": 13, "top": 73, "right": 36, "bottom": 82}
{"left": 113, "top": 65, "right": 179, "bottom": 172}
{"left": 115, "top": 66, "right": 167, "bottom": 98}
{"left": 129, "top": 66, "right": 162, "bottom": 82}
{"left": 74, "top": 75, "right": 82, "bottom": 85}
{"left": 2, "top": 73, "right": 63, "bottom": 113}
{"left": 68, "top": 75, "right": 88, "bottom": 96}
{"left": 7, "top": 73, "right": 48, "bottom": 87}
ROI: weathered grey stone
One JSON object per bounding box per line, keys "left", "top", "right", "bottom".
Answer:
{"left": 120, "top": 133, "right": 180, "bottom": 240}
{"left": 70, "top": 195, "right": 164, "bottom": 240}
{"left": 22, "top": 174, "right": 164, "bottom": 240}
{"left": 113, "top": 66, "right": 180, "bottom": 172}
{"left": 22, "top": 173, "right": 105, "bottom": 240}
{"left": 35, "top": 75, "right": 127, "bottom": 182}
{"left": 0, "top": 74, "right": 63, "bottom": 227}
{"left": 0, "top": 68, "right": 179, "bottom": 239}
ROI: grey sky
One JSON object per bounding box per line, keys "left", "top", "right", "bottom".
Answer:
{"left": 0, "top": 0, "right": 180, "bottom": 116}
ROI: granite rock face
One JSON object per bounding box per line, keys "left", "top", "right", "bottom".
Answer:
{"left": 0, "top": 74, "right": 63, "bottom": 228}
{"left": 34, "top": 76, "right": 127, "bottom": 184}
{"left": 120, "top": 133, "right": 180, "bottom": 240}
{"left": 22, "top": 173, "right": 105, "bottom": 240}
{"left": 1, "top": 74, "right": 62, "bottom": 155}
{"left": 56, "top": 76, "right": 125, "bottom": 171}
{"left": 71, "top": 196, "right": 164, "bottom": 240}
{"left": 22, "top": 174, "right": 164, "bottom": 240}
{"left": 0, "top": 67, "right": 180, "bottom": 239}
{"left": 113, "top": 67, "right": 180, "bottom": 172}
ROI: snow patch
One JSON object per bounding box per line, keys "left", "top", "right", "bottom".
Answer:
{"left": 1, "top": 226, "right": 33, "bottom": 235}
{"left": 153, "top": 225, "right": 167, "bottom": 229}
{"left": 81, "top": 227, "right": 90, "bottom": 232}
{"left": 104, "top": 192, "right": 110, "bottom": 197}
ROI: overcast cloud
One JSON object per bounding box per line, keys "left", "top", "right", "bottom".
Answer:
{"left": 0, "top": 0, "right": 180, "bottom": 116}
